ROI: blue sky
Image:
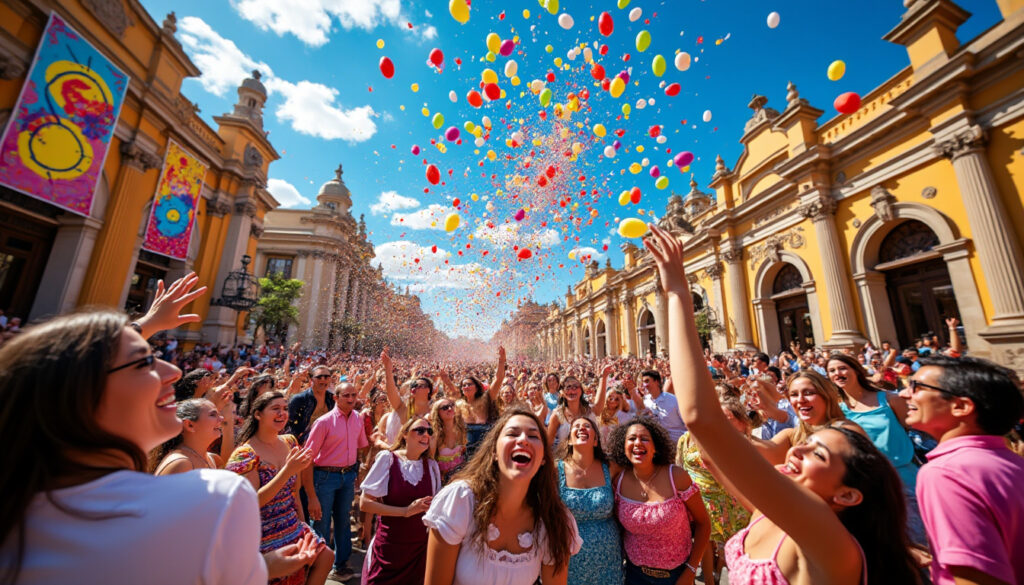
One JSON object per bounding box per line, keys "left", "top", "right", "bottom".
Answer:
{"left": 138, "top": 0, "right": 1001, "bottom": 340}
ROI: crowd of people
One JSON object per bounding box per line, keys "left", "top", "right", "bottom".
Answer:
{"left": 1, "top": 227, "right": 1024, "bottom": 585}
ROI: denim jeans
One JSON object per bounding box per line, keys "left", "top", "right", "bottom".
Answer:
{"left": 313, "top": 468, "right": 357, "bottom": 570}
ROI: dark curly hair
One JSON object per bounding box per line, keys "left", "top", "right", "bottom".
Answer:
{"left": 607, "top": 416, "right": 675, "bottom": 468}
{"left": 174, "top": 368, "right": 213, "bottom": 402}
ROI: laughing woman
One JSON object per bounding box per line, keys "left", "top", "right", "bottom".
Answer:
{"left": 547, "top": 365, "right": 611, "bottom": 449}
{"left": 360, "top": 416, "right": 442, "bottom": 585}
{"left": 151, "top": 398, "right": 227, "bottom": 474}
{"left": 439, "top": 347, "right": 507, "bottom": 458}
{"left": 423, "top": 408, "right": 581, "bottom": 585}
{"left": 229, "top": 391, "right": 333, "bottom": 585}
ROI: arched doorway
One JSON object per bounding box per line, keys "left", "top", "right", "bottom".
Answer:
{"left": 773, "top": 264, "right": 815, "bottom": 351}
{"left": 878, "top": 220, "right": 960, "bottom": 348}
{"left": 596, "top": 320, "right": 607, "bottom": 358}
{"left": 691, "top": 291, "right": 710, "bottom": 349}
{"left": 582, "top": 325, "right": 591, "bottom": 357}
{"left": 638, "top": 309, "right": 657, "bottom": 357}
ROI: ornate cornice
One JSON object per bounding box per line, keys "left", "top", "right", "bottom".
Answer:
{"left": 748, "top": 226, "right": 806, "bottom": 269}
{"left": 934, "top": 124, "right": 986, "bottom": 161}
{"left": 250, "top": 222, "right": 265, "bottom": 239}
{"left": 207, "top": 199, "right": 232, "bottom": 217}
{"left": 869, "top": 186, "right": 897, "bottom": 222}
{"left": 82, "top": 0, "right": 135, "bottom": 38}
{"left": 721, "top": 248, "right": 743, "bottom": 264}
{"left": 704, "top": 262, "right": 724, "bottom": 280}
{"left": 120, "top": 140, "right": 161, "bottom": 171}
{"left": 798, "top": 196, "right": 837, "bottom": 222}
{"left": 234, "top": 199, "right": 258, "bottom": 218}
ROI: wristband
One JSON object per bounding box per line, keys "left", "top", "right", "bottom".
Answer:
{"left": 684, "top": 563, "right": 697, "bottom": 574}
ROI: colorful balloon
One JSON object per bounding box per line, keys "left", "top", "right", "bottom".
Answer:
{"left": 652, "top": 54, "right": 666, "bottom": 77}
{"left": 449, "top": 0, "right": 470, "bottom": 24}
{"left": 591, "top": 64, "right": 606, "bottom": 80}
{"left": 827, "top": 60, "right": 846, "bottom": 81}
{"left": 484, "top": 82, "right": 501, "bottom": 100}
{"left": 609, "top": 76, "right": 626, "bottom": 98}
{"left": 432, "top": 112, "right": 445, "bottom": 129}
{"left": 379, "top": 56, "right": 395, "bottom": 78}
{"left": 635, "top": 30, "right": 651, "bottom": 52}
{"left": 545, "top": 0, "right": 559, "bottom": 15}
{"left": 517, "top": 248, "right": 533, "bottom": 260}
{"left": 767, "top": 11, "right": 780, "bottom": 29}
{"left": 674, "top": 151, "right": 694, "bottom": 167}
{"left": 617, "top": 0, "right": 630, "bottom": 7}
{"left": 650, "top": 165, "right": 660, "bottom": 178}
{"left": 448, "top": 90, "right": 457, "bottom": 102}
{"left": 629, "top": 7, "right": 642, "bottom": 21}
{"left": 665, "top": 83, "right": 680, "bottom": 96}
{"left": 558, "top": 13, "right": 574, "bottom": 29}
{"left": 703, "top": 109, "right": 712, "bottom": 122}
{"left": 598, "top": 12, "right": 614, "bottom": 36}
{"left": 539, "top": 87, "right": 552, "bottom": 107}
{"left": 482, "top": 68, "right": 499, "bottom": 85}
{"left": 444, "top": 213, "right": 460, "bottom": 232}
{"left": 834, "top": 91, "right": 861, "bottom": 114}
{"left": 499, "top": 39, "right": 515, "bottom": 57}
{"left": 426, "top": 164, "right": 441, "bottom": 184}
{"left": 604, "top": 145, "right": 617, "bottom": 158}
{"left": 467, "top": 90, "right": 483, "bottom": 107}
{"left": 445, "top": 126, "right": 460, "bottom": 141}
{"left": 429, "top": 48, "right": 444, "bottom": 67}
{"left": 593, "top": 123, "right": 607, "bottom": 137}
{"left": 618, "top": 217, "right": 648, "bottom": 238}
{"left": 514, "top": 208, "right": 526, "bottom": 221}
{"left": 411, "top": 145, "right": 420, "bottom": 155}
{"left": 505, "top": 60, "right": 518, "bottom": 77}
{"left": 630, "top": 187, "right": 642, "bottom": 204}
{"left": 675, "top": 51, "right": 691, "bottom": 71}
{"left": 486, "top": 33, "right": 501, "bottom": 54}
{"left": 655, "top": 176, "right": 669, "bottom": 190}
{"left": 618, "top": 190, "right": 631, "bottom": 205}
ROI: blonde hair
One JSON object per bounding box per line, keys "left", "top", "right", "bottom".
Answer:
{"left": 786, "top": 370, "right": 847, "bottom": 445}
{"left": 388, "top": 416, "right": 433, "bottom": 460}
{"left": 430, "top": 398, "right": 466, "bottom": 449}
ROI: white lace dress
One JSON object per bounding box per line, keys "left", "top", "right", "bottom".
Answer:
{"left": 422, "top": 480, "right": 582, "bottom": 585}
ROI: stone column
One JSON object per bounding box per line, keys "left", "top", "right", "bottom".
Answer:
{"left": 622, "top": 292, "right": 637, "bottom": 356}
{"left": 588, "top": 313, "right": 598, "bottom": 357}
{"left": 721, "top": 248, "right": 756, "bottom": 350}
{"left": 333, "top": 263, "right": 351, "bottom": 324}
{"left": 706, "top": 265, "right": 729, "bottom": 350}
{"left": 574, "top": 318, "right": 584, "bottom": 356}
{"left": 937, "top": 126, "right": 1024, "bottom": 330}
{"left": 798, "top": 196, "right": 867, "bottom": 348}
{"left": 654, "top": 286, "right": 668, "bottom": 356}
{"left": 30, "top": 214, "right": 103, "bottom": 320}
{"left": 203, "top": 195, "right": 257, "bottom": 344}
{"left": 605, "top": 301, "right": 619, "bottom": 357}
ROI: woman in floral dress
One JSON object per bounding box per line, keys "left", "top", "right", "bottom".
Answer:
{"left": 228, "top": 391, "right": 332, "bottom": 585}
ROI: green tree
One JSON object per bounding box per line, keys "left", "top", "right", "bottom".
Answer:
{"left": 252, "top": 274, "right": 304, "bottom": 343}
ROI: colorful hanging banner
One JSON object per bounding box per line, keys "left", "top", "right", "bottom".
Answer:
{"left": 0, "top": 13, "right": 129, "bottom": 216}
{"left": 141, "top": 141, "right": 207, "bottom": 260}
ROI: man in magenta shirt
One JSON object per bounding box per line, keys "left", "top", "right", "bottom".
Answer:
{"left": 900, "top": 356, "right": 1024, "bottom": 585}
{"left": 303, "top": 382, "right": 368, "bottom": 582}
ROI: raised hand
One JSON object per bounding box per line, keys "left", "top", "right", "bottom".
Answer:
{"left": 405, "top": 496, "right": 433, "bottom": 517}
{"left": 643, "top": 224, "right": 690, "bottom": 298}
{"left": 281, "top": 446, "right": 313, "bottom": 477}
{"left": 136, "top": 272, "right": 208, "bottom": 337}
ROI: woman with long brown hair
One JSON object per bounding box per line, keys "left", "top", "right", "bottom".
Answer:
{"left": 438, "top": 347, "right": 506, "bottom": 459}
{"left": 423, "top": 407, "right": 581, "bottom": 585}
{"left": 360, "top": 416, "right": 441, "bottom": 584}
{"left": 430, "top": 398, "right": 467, "bottom": 484}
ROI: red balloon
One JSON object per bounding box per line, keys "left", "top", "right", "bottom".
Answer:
{"left": 649, "top": 125, "right": 661, "bottom": 137}
{"left": 538, "top": 175, "right": 549, "bottom": 187}
{"left": 452, "top": 198, "right": 460, "bottom": 207}
{"left": 484, "top": 83, "right": 501, "bottom": 100}
{"left": 598, "top": 12, "right": 614, "bottom": 36}
{"left": 517, "top": 248, "right": 533, "bottom": 260}
{"left": 379, "top": 56, "right": 394, "bottom": 79}
{"left": 467, "top": 90, "right": 483, "bottom": 107}
{"left": 599, "top": 44, "right": 609, "bottom": 55}
{"left": 546, "top": 72, "right": 556, "bottom": 82}
{"left": 665, "top": 83, "right": 681, "bottom": 97}
{"left": 834, "top": 92, "right": 861, "bottom": 115}
{"left": 429, "top": 48, "right": 444, "bottom": 67}
{"left": 630, "top": 187, "right": 642, "bottom": 204}
{"left": 591, "top": 64, "right": 605, "bottom": 80}
{"left": 601, "top": 78, "right": 611, "bottom": 91}
{"left": 426, "top": 164, "right": 440, "bottom": 185}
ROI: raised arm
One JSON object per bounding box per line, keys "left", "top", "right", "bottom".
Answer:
{"left": 644, "top": 223, "right": 859, "bottom": 574}
{"left": 946, "top": 317, "right": 963, "bottom": 355}
{"left": 135, "top": 272, "right": 208, "bottom": 339}
{"left": 488, "top": 346, "right": 506, "bottom": 402}
{"left": 438, "top": 367, "right": 458, "bottom": 398}
{"left": 381, "top": 347, "right": 403, "bottom": 413}
{"left": 591, "top": 364, "right": 612, "bottom": 415}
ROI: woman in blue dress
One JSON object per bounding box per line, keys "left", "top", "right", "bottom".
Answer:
{"left": 557, "top": 413, "right": 623, "bottom": 585}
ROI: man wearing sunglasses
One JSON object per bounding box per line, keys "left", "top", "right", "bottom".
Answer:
{"left": 286, "top": 365, "right": 335, "bottom": 444}
{"left": 900, "top": 356, "right": 1024, "bottom": 585}
{"left": 303, "top": 382, "right": 368, "bottom": 582}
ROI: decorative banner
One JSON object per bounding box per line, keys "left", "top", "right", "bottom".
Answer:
{"left": 142, "top": 141, "right": 207, "bottom": 260}
{"left": 0, "top": 13, "right": 128, "bottom": 216}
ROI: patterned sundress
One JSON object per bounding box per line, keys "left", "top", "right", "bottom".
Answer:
{"left": 677, "top": 432, "right": 750, "bottom": 544}
{"left": 227, "top": 434, "right": 324, "bottom": 585}
{"left": 557, "top": 460, "right": 623, "bottom": 585}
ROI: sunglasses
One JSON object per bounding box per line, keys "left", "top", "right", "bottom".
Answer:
{"left": 313, "top": 374, "right": 331, "bottom": 380}
{"left": 410, "top": 426, "right": 434, "bottom": 436}
{"left": 439, "top": 403, "right": 455, "bottom": 412}
{"left": 907, "top": 379, "right": 957, "bottom": 397}
{"left": 412, "top": 382, "right": 431, "bottom": 389}
{"left": 107, "top": 354, "right": 156, "bottom": 374}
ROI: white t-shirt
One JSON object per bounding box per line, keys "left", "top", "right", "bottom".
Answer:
{"left": 361, "top": 450, "right": 442, "bottom": 498}
{"left": 2, "top": 469, "right": 267, "bottom": 585}
{"left": 643, "top": 391, "right": 687, "bottom": 443}
{"left": 422, "top": 480, "right": 582, "bottom": 585}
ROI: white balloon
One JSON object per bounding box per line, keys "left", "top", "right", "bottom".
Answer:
{"left": 481, "top": 116, "right": 492, "bottom": 127}
{"left": 511, "top": 131, "right": 524, "bottom": 143}
{"left": 486, "top": 201, "right": 495, "bottom": 212}
{"left": 635, "top": 99, "right": 646, "bottom": 110}
{"left": 475, "top": 137, "right": 485, "bottom": 147}
{"left": 675, "top": 51, "right": 691, "bottom": 71}
{"left": 583, "top": 47, "right": 594, "bottom": 63}
{"left": 767, "top": 11, "right": 780, "bottom": 29}
{"left": 504, "top": 60, "right": 518, "bottom": 77}
{"left": 604, "top": 145, "right": 616, "bottom": 158}
{"left": 647, "top": 98, "right": 655, "bottom": 106}
{"left": 641, "top": 157, "right": 650, "bottom": 166}
{"left": 449, "top": 90, "right": 457, "bottom": 102}
{"left": 558, "top": 13, "right": 574, "bottom": 29}
{"left": 530, "top": 79, "right": 545, "bottom": 92}
{"left": 567, "top": 48, "right": 578, "bottom": 60}
{"left": 703, "top": 109, "right": 712, "bottom": 123}
{"left": 656, "top": 135, "right": 667, "bottom": 144}
{"left": 629, "top": 7, "right": 642, "bottom": 21}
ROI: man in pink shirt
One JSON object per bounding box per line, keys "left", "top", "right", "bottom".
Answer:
{"left": 900, "top": 356, "right": 1024, "bottom": 585}
{"left": 303, "top": 382, "right": 368, "bottom": 582}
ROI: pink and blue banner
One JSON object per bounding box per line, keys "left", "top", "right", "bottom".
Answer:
{"left": 0, "top": 13, "right": 128, "bottom": 216}
{"left": 141, "top": 141, "right": 207, "bottom": 260}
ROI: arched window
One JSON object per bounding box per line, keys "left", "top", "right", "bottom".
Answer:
{"left": 582, "top": 326, "right": 591, "bottom": 357}
{"left": 596, "top": 320, "right": 607, "bottom": 358}
{"left": 638, "top": 309, "right": 657, "bottom": 357}
{"left": 879, "top": 220, "right": 939, "bottom": 264}
{"left": 772, "top": 264, "right": 803, "bottom": 295}
{"left": 692, "top": 292, "right": 704, "bottom": 311}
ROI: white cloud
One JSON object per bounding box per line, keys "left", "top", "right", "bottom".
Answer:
{"left": 570, "top": 246, "right": 606, "bottom": 262}
{"left": 178, "top": 16, "right": 273, "bottom": 96}
{"left": 267, "top": 178, "right": 312, "bottom": 208}
{"left": 266, "top": 79, "right": 377, "bottom": 142}
{"left": 370, "top": 190, "right": 420, "bottom": 215}
{"left": 231, "top": 0, "right": 435, "bottom": 47}
{"left": 373, "top": 240, "right": 488, "bottom": 290}
{"left": 390, "top": 204, "right": 449, "bottom": 230}
{"left": 473, "top": 224, "right": 561, "bottom": 249}
{"left": 175, "top": 18, "right": 377, "bottom": 142}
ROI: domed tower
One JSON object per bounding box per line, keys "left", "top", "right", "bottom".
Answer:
{"left": 315, "top": 164, "right": 353, "bottom": 215}
{"left": 683, "top": 175, "right": 714, "bottom": 217}
{"left": 230, "top": 70, "right": 267, "bottom": 130}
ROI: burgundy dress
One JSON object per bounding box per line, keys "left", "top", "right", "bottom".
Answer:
{"left": 364, "top": 456, "right": 433, "bottom": 585}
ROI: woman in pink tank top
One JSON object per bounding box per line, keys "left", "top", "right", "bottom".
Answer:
{"left": 645, "top": 224, "right": 921, "bottom": 585}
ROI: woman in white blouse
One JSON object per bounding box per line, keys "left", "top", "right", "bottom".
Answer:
{"left": 423, "top": 407, "right": 582, "bottom": 585}
{"left": 360, "top": 416, "right": 441, "bottom": 585}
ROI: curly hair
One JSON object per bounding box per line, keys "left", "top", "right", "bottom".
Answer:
{"left": 174, "top": 368, "right": 213, "bottom": 402}
{"left": 430, "top": 398, "right": 467, "bottom": 450}
{"left": 451, "top": 408, "right": 573, "bottom": 573}
{"left": 607, "top": 416, "right": 675, "bottom": 468}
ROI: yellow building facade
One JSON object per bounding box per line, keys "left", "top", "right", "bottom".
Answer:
{"left": 538, "top": 0, "right": 1024, "bottom": 373}
{"left": 0, "top": 0, "right": 281, "bottom": 344}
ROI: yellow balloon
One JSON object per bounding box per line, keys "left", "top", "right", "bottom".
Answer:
{"left": 568, "top": 251, "right": 577, "bottom": 260}
{"left": 421, "top": 107, "right": 430, "bottom": 116}
{"left": 610, "top": 76, "right": 626, "bottom": 98}
{"left": 635, "top": 30, "right": 651, "bottom": 52}
{"left": 636, "top": 145, "right": 644, "bottom": 153}
{"left": 486, "top": 33, "right": 501, "bottom": 54}
{"left": 411, "top": 83, "right": 420, "bottom": 92}
{"left": 444, "top": 213, "right": 461, "bottom": 232}
{"left": 464, "top": 121, "right": 476, "bottom": 131}
{"left": 482, "top": 69, "right": 499, "bottom": 85}
{"left": 618, "top": 217, "right": 648, "bottom": 238}
{"left": 511, "top": 76, "right": 521, "bottom": 86}
{"left": 432, "top": 113, "right": 445, "bottom": 129}
{"left": 827, "top": 60, "right": 846, "bottom": 81}
{"left": 618, "top": 190, "right": 631, "bottom": 205}
{"left": 487, "top": 150, "right": 496, "bottom": 160}
{"left": 554, "top": 57, "right": 563, "bottom": 67}
{"left": 449, "top": 0, "right": 470, "bottom": 24}
{"left": 545, "top": 0, "right": 559, "bottom": 15}
{"left": 485, "top": 51, "right": 496, "bottom": 62}
{"left": 652, "top": 54, "right": 666, "bottom": 77}
{"left": 629, "top": 162, "right": 642, "bottom": 174}
{"left": 523, "top": 9, "right": 530, "bottom": 18}
{"left": 471, "top": 193, "right": 480, "bottom": 201}
{"left": 622, "top": 104, "right": 631, "bottom": 116}
{"left": 593, "top": 123, "right": 606, "bottom": 137}
{"left": 545, "top": 45, "right": 554, "bottom": 53}
{"left": 655, "top": 176, "right": 669, "bottom": 190}
{"left": 376, "top": 39, "right": 385, "bottom": 49}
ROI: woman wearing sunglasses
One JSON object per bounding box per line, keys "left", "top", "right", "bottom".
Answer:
{"left": 381, "top": 348, "right": 435, "bottom": 445}
{"left": 547, "top": 366, "right": 611, "bottom": 450}
{"left": 430, "top": 399, "right": 467, "bottom": 484}
{"left": 360, "top": 417, "right": 441, "bottom": 585}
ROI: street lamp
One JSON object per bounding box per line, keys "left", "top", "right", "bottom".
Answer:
{"left": 211, "top": 254, "right": 260, "bottom": 345}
